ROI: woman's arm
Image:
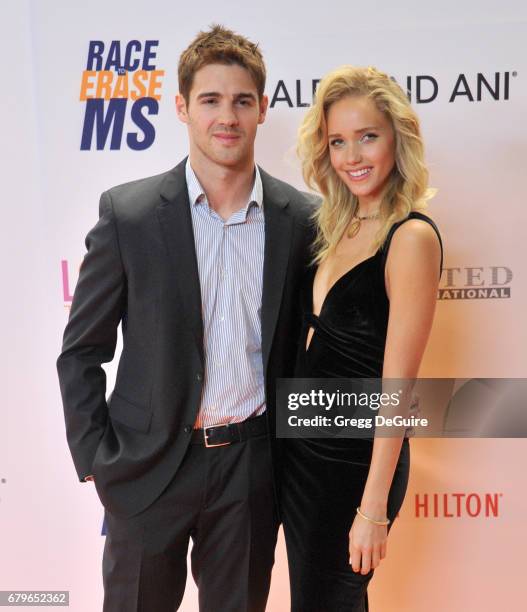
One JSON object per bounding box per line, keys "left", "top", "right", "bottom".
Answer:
{"left": 349, "top": 219, "right": 442, "bottom": 574}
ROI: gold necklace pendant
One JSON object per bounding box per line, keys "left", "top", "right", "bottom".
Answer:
{"left": 348, "top": 209, "right": 381, "bottom": 238}
{"left": 347, "top": 218, "right": 361, "bottom": 238}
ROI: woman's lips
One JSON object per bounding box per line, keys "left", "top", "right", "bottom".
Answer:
{"left": 346, "top": 167, "right": 372, "bottom": 181}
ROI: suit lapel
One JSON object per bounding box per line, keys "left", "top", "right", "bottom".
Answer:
{"left": 157, "top": 159, "right": 204, "bottom": 364}
{"left": 260, "top": 168, "right": 293, "bottom": 374}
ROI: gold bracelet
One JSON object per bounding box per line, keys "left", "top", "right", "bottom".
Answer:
{"left": 356, "top": 507, "right": 390, "bottom": 526}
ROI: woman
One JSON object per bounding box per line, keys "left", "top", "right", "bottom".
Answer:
{"left": 281, "top": 66, "right": 443, "bottom": 611}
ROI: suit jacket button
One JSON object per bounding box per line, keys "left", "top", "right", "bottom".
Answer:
{"left": 184, "top": 425, "right": 192, "bottom": 434}
{"left": 196, "top": 373, "right": 203, "bottom": 381}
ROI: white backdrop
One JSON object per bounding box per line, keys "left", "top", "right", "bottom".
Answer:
{"left": 2, "top": 0, "right": 526, "bottom": 610}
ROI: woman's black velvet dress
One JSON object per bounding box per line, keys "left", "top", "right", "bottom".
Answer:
{"left": 281, "top": 212, "right": 442, "bottom": 612}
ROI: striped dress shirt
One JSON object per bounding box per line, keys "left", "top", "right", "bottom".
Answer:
{"left": 186, "top": 160, "right": 266, "bottom": 428}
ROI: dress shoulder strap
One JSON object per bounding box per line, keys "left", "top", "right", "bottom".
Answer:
{"left": 381, "top": 211, "right": 443, "bottom": 275}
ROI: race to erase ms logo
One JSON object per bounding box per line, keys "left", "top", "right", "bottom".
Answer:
{"left": 79, "top": 40, "right": 164, "bottom": 150}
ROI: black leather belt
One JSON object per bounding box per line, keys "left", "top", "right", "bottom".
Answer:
{"left": 191, "top": 414, "right": 268, "bottom": 447}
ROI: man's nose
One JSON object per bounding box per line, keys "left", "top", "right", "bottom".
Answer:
{"left": 218, "top": 103, "right": 238, "bottom": 126}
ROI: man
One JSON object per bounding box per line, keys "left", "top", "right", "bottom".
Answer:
{"left": 57, "top": 25, "right": 314, "bottom": 611}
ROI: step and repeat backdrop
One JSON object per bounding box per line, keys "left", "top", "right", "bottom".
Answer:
{"left": 2, "top": 0, "right": 526, "bottom": 610}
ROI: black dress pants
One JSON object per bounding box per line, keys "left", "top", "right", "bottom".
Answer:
{"left": 102, "top": 432, "right": 279, "bottom": 612}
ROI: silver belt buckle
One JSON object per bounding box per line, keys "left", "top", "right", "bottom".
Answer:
{"left": 204, "top": 423, "right": 232, "bottom": 448}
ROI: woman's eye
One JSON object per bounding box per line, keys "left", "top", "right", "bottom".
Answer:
{"left": 329, "top": 138, "right": 344, "bottom": 147}
{"left": 360, "top": 133, "right": 378, "bottom": 143}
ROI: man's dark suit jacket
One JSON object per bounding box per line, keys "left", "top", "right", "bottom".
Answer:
{"left": 57, "top": 158, "right": 316, "bottom": 518}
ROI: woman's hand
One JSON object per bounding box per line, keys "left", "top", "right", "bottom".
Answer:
{"left": 349, "top": 511, "right": 388, "bottom": 574}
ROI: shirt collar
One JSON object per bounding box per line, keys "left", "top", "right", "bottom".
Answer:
{"left": 185, "top": 158, "right": 263, "bottom": 211}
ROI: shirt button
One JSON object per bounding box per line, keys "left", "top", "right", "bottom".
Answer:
{"left": 184, "top": 425, "right": 192, "bottom": 434}
{"left": 196, "top": 373, "right": 203, "bottom": 381}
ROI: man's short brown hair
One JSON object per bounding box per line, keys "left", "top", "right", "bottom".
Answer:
{"left": 178, "top": 25, "right": 266, "bottom": 102}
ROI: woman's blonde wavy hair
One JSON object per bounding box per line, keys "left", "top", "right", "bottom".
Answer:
{"left": 298, "top": 65, "right": 435, "bottom": 263}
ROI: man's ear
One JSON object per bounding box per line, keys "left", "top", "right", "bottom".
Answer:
{"left": 175, "top": 93, "right": 189, "bottom": 123}
{"left": 258, "top": 94, "right": 269, "bottom": 124}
